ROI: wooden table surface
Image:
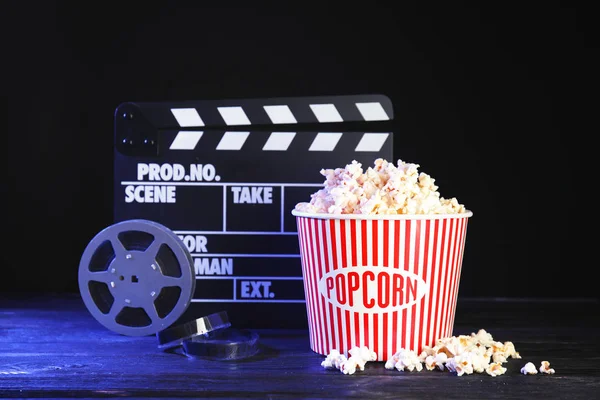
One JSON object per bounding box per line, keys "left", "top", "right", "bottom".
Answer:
{"left": 0, "top": 293, "right": 598, "bottom": 399}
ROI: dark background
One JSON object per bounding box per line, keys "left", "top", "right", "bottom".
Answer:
{"left": 3, "top": 3, "right": 593, "bottom": 298}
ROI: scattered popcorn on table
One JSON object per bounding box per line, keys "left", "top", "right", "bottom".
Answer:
{"left": 348, "top": 346, "right": 377, "bottom": 371}
{"left": 340, "top": 357, "right": 359, "bottom": 375}
{"left": 425, "top": 353, "right": 448, "bottom": 371}
{"left": 320, "top": 329, "right": 555, "bottom": 378}
{"left": 321, "top": 349, "right": 347, "bottom": 370}
{"left": 294, "top": 158, "right": 467, "bottom": 215}
{"left": 385, "top": 348, "right": 423, "bottom": 372}
{"left": 502, "top": 341, "right": 521, "bottom": 360}
{"left": 486, "top": 362, "right": 507, "bottom": 377}
{"left": 539, "top": 361, "right": 556, "bottom": 374}
{"left": 322, "top": 347, "right": 377, "bottom": 375}
{"left": 520, "top": 362, "right": 538, "bottom": 375}
{"left": 471, "top": 329, "right": 496, "bottom": 347}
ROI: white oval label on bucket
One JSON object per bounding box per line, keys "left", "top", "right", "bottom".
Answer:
{"left": 317, "top": 266, "right": 428, "bottom": 313}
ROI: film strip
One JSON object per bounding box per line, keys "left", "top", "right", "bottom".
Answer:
{"left": 113, "top": 94, "right": 394, "bottom": 328}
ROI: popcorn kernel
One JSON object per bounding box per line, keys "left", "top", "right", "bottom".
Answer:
{"left": 540, "top": 361, "right": 556, "bottom": 374}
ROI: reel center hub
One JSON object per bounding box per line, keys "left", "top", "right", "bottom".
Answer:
{"left": 108, "top": 250, "right": 164, "bottom": 307}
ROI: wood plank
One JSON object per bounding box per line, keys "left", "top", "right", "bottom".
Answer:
{"left": 1, "top": 294, "right": 598, "bottom": 398}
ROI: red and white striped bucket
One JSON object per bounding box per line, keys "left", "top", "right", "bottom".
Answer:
{"left": 291, "top": 210, "right": 473, "bottom": 361}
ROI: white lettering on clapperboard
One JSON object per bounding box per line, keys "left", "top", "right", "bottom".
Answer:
{"left": 231, "top": 186, "right": 273, "bottom": 204}
{"left": 240, "top": 281, "right": 274, "bottom": 298}
{"left": 124, "top": 185, "right": 176, "bottom": 203}
{"left": 137, "top": 163, "right": 219, "bottom": 182}
{"left": 124, "top": 163, "right": 221, "bottom": 203}
{"left": 177, "top": 235, "right": 234, "bottom": 276}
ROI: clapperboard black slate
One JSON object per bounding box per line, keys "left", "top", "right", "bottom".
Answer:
{"left": 113, "top": 94, "right": 394, "bottom": 328}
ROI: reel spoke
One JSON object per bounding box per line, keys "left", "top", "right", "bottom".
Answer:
{"left": 84, "top": 270, "right": 112, "bottom": 284}
{"left": 157, "top": 275, "right": 183, "bottom": 289}
{"left": 144, "top": 303, "right": 162, "bottom": 324}
{"left": 108, "top": 302, "right": 123, "bottom": 319}
{"left": 110, "top": 236, "right": 129, "bottom": 259}
{"left": 144, "top": 238, "right": 164, "bottom": 259}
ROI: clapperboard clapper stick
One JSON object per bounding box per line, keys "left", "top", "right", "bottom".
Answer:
{"left": 112, "top": 94, "right": 394, "bottom": 329}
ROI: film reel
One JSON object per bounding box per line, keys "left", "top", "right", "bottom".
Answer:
{"left": 182, "top": 328, "right": 260, "bottom": 361}
{"left": 78, "top": 219, "right": 196, "bottom": 336}
{"left": 156, "top": 311, "right": 231, "bottom": 350}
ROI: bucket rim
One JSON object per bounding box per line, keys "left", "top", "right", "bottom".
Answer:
{"left": 291, "top": 209, "right": 473, "bottom": 220}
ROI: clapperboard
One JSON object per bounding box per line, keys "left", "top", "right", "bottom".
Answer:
{"left": 113, "top": 94, "right": 394, "bottom": 328}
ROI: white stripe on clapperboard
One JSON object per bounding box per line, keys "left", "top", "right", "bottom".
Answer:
{"left": 168, "top": 101, "right": 390, "bottom": 151}
{"left": 263, "top": 105, "right": 297, "bottom": 124}
{"left": 170, "top": 101, "right": 389, "bottom": 127}
{"left": 169, "top": 131, "right": 389, "bottom": 151}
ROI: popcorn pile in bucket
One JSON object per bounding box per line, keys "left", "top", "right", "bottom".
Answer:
{"left": 321, "top": 329, "right": 556, "bottom": 376}
{"left": 294, "top": 158, "right": 467, "bottom": 215}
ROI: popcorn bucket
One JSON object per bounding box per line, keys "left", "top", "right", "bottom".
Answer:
{"left": 291, "top": 210, "right": 473, "bottom": 361}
